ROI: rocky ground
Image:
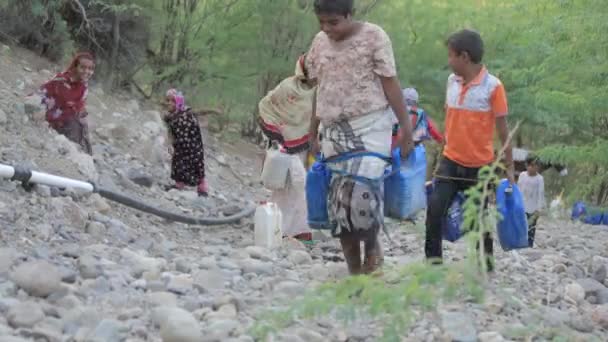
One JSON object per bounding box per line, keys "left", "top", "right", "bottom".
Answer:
{"left": 1, "top": 45, "right": 608, "bottom": 342}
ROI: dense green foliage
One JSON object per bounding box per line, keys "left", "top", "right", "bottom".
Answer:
{"left": 1, "top": 0, "right": 607, "bottom": 203}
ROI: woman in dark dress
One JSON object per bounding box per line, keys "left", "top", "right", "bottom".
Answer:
{"left": 163, "top": 89, "right": 208, "bottom": 196}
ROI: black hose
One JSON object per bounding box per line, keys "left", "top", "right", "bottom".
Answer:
{"left": 96, "top": 187, "right": 255, "bottom": 226}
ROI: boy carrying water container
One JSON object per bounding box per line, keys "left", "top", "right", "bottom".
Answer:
{"left": 518, "top": 155, "right": 545, "bottom": 247}
{"left": 306, "top": 0, "right": 414, "bottom": 274}
{"left": 426, "top": 29, "right": 515, "bottom": 271}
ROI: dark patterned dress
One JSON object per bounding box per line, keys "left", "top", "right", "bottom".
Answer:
{"left": 164, "top": 108, "right": 205, "bottom": 186}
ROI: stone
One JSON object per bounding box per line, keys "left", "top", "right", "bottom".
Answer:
{"left": 23, "top": 95, "right": 45, "bottom": 116}
{"left": 167, "top": 274, "right": 193, "bottom": 295}
{"left": 296, "top": 328, "right": 325, "bottom": 342}
{"left": 576, "top": 278, "right": 607, "bottom": 298}
{"left": 147, "top": 292, "right": 178, "bottom": 307}
{"left": 59, "top": 267, "right": 78, "bottom": 284}
{"left": 0, "top": 248, "right": 16, "bottom": 274}
{"left": 569, "top": 314, "right": 594, "bottom": 333}
{"left": 85, "top": 221, "right": 107, "bottom": 238}
{"left": 175, "top": 258, "right": 192, "bottom": 273}
{"left": 0, "top": 108, "right": 6, "bottom": 125}
{"left": 10, "top": 261, "right": 62, "bottom": 297}
{"left": 288, "top": 250, "right": 313, "bottom": 265}
{"left": 33, "top": 223, "right": 53, "bottom": 241}
{"left": 590, "top": 256, "right": 608, "bottom": 283}
{"left": 238, "top": 258, "right": 273, "bottom": 276}
{"left": 156, "top": 307, "right": 203, "bottom": 342}
{"left": 275, "top": 281, "right": 304, "bottom": 297}
{"left": 565, "top": 282, "right": 585, "bottom": 303}
{"left": 204, "top": 319, "right": 240, "bottom": 341}
{"left": 88, "top": 319, "right": 128, "bottom": 342}
{"left": 592, "top": 304, "right": 608, "bottom": 329}
{"left": 120, "top": 249, "right": 166, "bottom": 278}
{"left": 127, "top": 168, "right": 154, "bottom": 188}
{"left": 79, "top": 254, "right": 104, "bottom": 279}
{"left": 49, "top": 197, "right": 88, "bottom": 230}
{"left": 90, "top": 194, "right": 112, "bottom": 214}
{"left": 61, "top": 307, "right": 101, "bottom": 336}
{"left": 440, "top": 311, "right": 477, "bottom": 342}
{"left": 478, "top": 332, "right": 505, "bottom": 342}
{"left": 117, "top": 308, "right": 143, "bottom": 321}
{"left": 7, "top": 301, "right": 45, "bottom": 328}
{"left": 245, "top": 246, "right": 271, "bottom": 261}
{"left": 209, "top": 303, "right": 238, "bottom": 320}
{"left": 596, "top": 288, "right": 608, "bottom": 304}
{"left": 27, "top": 323, "right": 64, "bottom": 342}
{"left": 543, "top": 307, "right": 570, "bottom": 327}
{"left": 142, "top": 121, "right": 162, "bottom": 137}
{"left": 193, "top": 269, "right": 225, "bottom": 293}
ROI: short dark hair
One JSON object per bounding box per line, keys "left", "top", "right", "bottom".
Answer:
{"left": 447, "top": 29, "right": 484, "bottom": 64}
{"left": 526, "top": 154, "right": 540, "bottom": 166}
{"left": 313, "top": 0, "right": 354, "bottom": 17}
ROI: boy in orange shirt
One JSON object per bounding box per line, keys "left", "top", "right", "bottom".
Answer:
{"left": 426, "top": 29, "right": 515, "bottom": 271}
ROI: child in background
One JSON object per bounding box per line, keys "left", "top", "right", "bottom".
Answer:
{"left": 518, "top": 155, "right": 545, "bottom": 247}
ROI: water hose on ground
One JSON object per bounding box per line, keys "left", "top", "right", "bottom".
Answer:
{"left": 0, "top": 163, "right": 255, "bottom": 226}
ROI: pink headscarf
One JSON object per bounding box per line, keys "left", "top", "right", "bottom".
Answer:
{"left": 166, "top": 89, "right": 186, "bottom": 112}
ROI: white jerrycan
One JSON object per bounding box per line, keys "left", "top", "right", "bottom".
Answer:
{"left": 260, "top": 145, "right": 291, "bottom": 190}
{"left": 254, "top": 202, "right": 283, "bottom": 249}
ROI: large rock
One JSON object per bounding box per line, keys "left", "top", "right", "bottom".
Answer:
{"left": 142, "top": 121, "right": 162, "bottom": 137}
{"left": 147, "top": 292, "right": 178, "bottom": 307}
{"left": 154, "top": 307, "right": 203, "bottom": 342}
{"left": 127, "top": 168, "right": 154, "bottom": 188}
{"left": 88, "top": 319, "right": 128, "bottom": 342}
{"left": 590, "top": 256, "right": 608, "bottom": 283}
{"left": 565, "top": 282, "right": 585, "bottom": 303}
{"left": 7, "top": 301, "right": 45, "bottom": 328}
{"left": 193, "top": 269, "right": 225, "bottom": 293}
{"left": 238, "top": 258, "right": 273, "bottom": 276}
{"left": 120, "top": 249, "right": 166, "bottom": 279}
{"left": 166, "top": 274, "right": 193, "bottom": 295}
{"left": 576, "top": 278, "right": 607, "bottom": 298}
{"left": 592, "top": 304, "right": 608, "bottom": 329}
{"left": 78, "top": 254, "right": 104, "bottom": 279}
{"left": 288, "top": 250, "right": 312, "bottom": 265}
{"left": 10, "top": 261, "right": 62, "bottom": 297}
{"left": 49, "top": 197, "right": 89, "bottom": 230}
{"left": 53, "top": 135, "right": 98, "bottom": 181}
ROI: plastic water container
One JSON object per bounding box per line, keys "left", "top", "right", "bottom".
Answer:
{"left": 254, "top": 202, "right": 283, "bottom": 249}
{"left": 384, "top": 145, "right": 427, "bottom": 219}
{"left": 496, "top": 179, "right": 529, "bottom": 251}
{"left": 306, "top": 159, "right": 333, "bottom": 229}
{"left": 261, "top": 148, "right": 291, "bottom": 190}
{"left": 571, "top": 201, "right": 587, "bottom": 220}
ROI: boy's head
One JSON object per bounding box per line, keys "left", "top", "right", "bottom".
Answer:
{"left": 314, "top": 0, "right": 355, "bottom": 41}
{"left": 526, "top": 155, "right": 540, "bottom": 175}
{"left": 446, "top": 29, "right": 484, "bottom": 76}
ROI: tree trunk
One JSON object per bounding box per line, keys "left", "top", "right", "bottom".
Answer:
{"left": 107, "top": 12, "right": 121, "bottom": 88}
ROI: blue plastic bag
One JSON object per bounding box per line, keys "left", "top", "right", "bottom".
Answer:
{"left": 384, "top": 145, "right": 427, "bottom": 219}
{"left": 496, "top": 179, "right": 529, "bottom": 251}
{"left": 306, "top": 159, "right": 333, "bottom": 229}
{"left": 425, "top": 181, "right": 464, "bottom": 242}
{"left": 443, "top": 192, "right": 465, "bottom": 242}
